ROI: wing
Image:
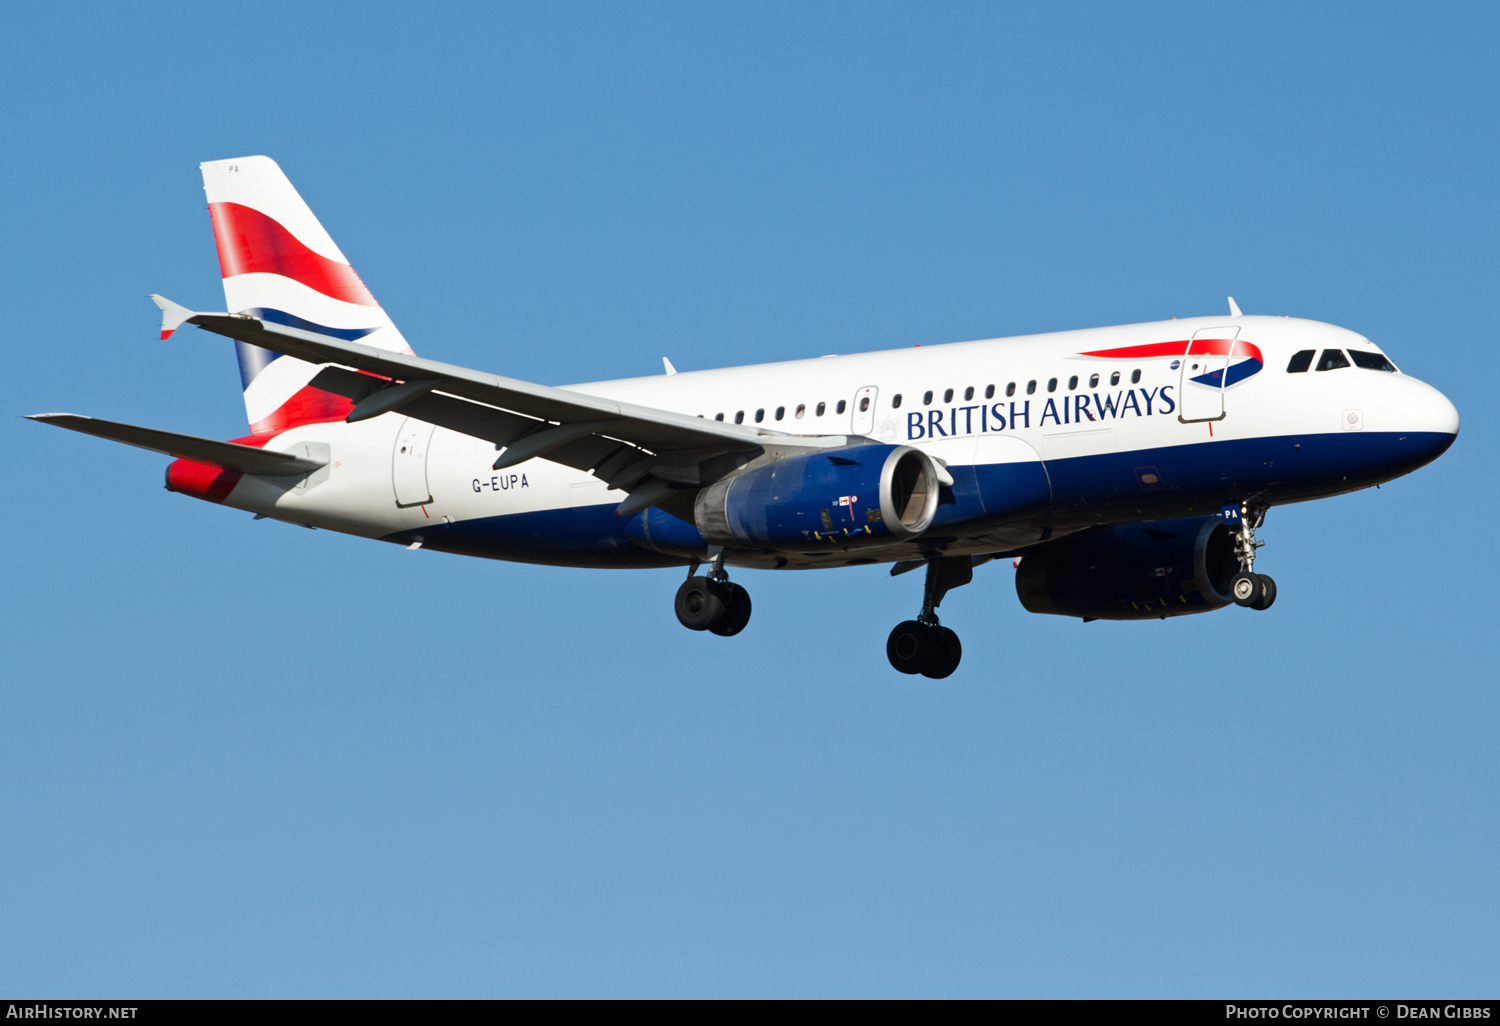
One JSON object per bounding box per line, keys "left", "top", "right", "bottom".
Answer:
{"left": 159, "top": 298, "right": 856, "bottom": 517}
{"left": 27, "top": 413, "right": 327, "bottom": 475}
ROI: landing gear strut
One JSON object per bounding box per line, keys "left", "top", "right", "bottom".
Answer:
{"left": 887, "top": 556, "right": 970, "bottom": 678}
{"left": 674, "top": 551, "right": 752, "bottom": 636}
{"left": 1227, "top": 503, "right": 1277, "bottom": 611}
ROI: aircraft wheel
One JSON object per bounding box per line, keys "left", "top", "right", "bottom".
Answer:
{"left": 922, "top": 627, "right": 962, "bottom": 680}
{"left": 1231, "top": 572, "right": 1261, "bottom": 608}
{"left": 1251, "top": 574, "right": 1277, "bottom": 611}
{"left": 709, "top": 582, "right": 752, "bottom": 637}
{"left": 887, "top": 620, "right": 941, "bottom": 675}
{"left": 675, "top": 576, "right": 727, "bottom": 631}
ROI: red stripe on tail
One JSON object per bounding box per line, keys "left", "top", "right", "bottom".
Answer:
{"left": 248, "top": 384, "right": 356, "bottom": 436}
{"left": 208, "top": 202, "right": 379, "bottom": 307}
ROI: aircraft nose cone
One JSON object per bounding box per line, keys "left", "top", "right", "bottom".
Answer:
{"left": 1405, "top": 376, "right": 1460, "bottom": 435}
{"left": 1390, "top": 376, "right": 1459, "bottom": 472}
{"left": 1425, "top": 384, "right": 1461, "bottom": 437}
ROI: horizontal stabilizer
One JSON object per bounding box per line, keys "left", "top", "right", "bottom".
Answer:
{"left": 26, "top": 414, "right": 328, "bottom": 475}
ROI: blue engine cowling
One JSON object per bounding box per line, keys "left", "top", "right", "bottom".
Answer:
{"left": 694, "top": 444, "right": 942, "bottom": 550}
{"left": 1015, "top": 514, "right": 1238, "bottom": 620}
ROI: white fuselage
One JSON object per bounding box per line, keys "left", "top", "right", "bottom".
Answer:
{"left": 209, "top": 314, "right": 1459, "bottom": 569}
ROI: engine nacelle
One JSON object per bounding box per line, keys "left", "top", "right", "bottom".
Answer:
{"left": 695, "top": 444, "right": 941, "bottom": 550}
{"left": 1015, "top": 514, "right": 1238, "bottom": 620}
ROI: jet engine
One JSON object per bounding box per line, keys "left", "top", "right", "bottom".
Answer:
{"left": 695, "top": 444, "right": 942, "bottom": 550}
{"left": 1015, "top": 514, "right": 1238, "bottom": 620}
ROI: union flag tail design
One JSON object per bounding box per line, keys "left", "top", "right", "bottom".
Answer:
{"left": 200, "top": 156, "right": 414, "bottom": 435}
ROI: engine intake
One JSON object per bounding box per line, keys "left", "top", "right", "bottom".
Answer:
{"left": 695, "top": 444, "right": 941, "bottom": 549}
{"left": 1015, "top": 514, "right": 1237, "bottom": 620}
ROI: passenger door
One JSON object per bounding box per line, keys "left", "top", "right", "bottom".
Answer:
{"left": 1178, "top": 327, "right": 1240, "bottom": 423}
{"left": 851, "top": 386, "right": 879, "bottom": 435}
{"left": 392, "top": 417, "right": 436, "bottom": 508}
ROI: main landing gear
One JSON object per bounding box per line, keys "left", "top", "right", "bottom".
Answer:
{"left": 887, "top": 556, "right": 973, "bottom": 679}
{"left": 1228, "top": 503, "right": 1277, "bottom": 611}
{"left": 674, "top": 553, "right": 752, "bottom": 637}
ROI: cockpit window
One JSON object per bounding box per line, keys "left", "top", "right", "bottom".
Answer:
{"left": 1286, "top": 350, "right": 1314, "bottom": 373}
{"left": 1316, "top": 349, "right": 1351, "bottom": 371}
{"left": 1348, "top": 349, "right": 1397, "bottom": 372}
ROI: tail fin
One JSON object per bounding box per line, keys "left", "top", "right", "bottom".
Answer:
{"left": 200, "top": 156, "right": 413, "bottom": 435}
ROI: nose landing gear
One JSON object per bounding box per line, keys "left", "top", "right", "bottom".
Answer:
{"left": 1227, "top": 503, "right": 1276, "bottom": 611}
{"left": 674, "top": 552, "right": 752, "bottom": 636}
{"left": 887, "top": 555, "right": 972, "bottom": 678}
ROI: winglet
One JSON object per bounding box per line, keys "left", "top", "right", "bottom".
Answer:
{"left": 662, "top": 357, "right": 677, "bottom": 376}
{"left": 1228, "top": 296, "right": 1243, "bottom": 318}
{"left": 150, "top": 294, "right": 196, "bottom": 340}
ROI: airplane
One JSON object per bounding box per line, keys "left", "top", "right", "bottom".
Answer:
{"left": 29, "top": 156, "right": 1460, "bottom": 679}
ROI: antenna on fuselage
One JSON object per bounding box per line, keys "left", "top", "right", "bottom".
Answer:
{"left": 1228, "top": 297, "right": 1243, "bottom": 317}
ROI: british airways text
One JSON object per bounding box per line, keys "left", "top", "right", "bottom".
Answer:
{"left": 906, "top": 386, "right": 1177, "bottom": 440}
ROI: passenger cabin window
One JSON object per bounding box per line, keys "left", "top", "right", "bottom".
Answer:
{"left": 985, "top": 384, "right": 995, "bottom": 399}
{"left": 1131, "top": 369, "right": 1141, "bottom": 384}
{"left": 859, "top": 396, "right": 870, "bottom": 412}
{"left": 836, "top": 400, "right": 846, "bottom": 414}
{"left": 1068, "top": 375, "right": 1078, "bottom": 390}
{"left": 1026, "top": 380, "right": 1037, "bottom": 395}
{"left": 1286, "top": 350, "right": 1315, "bottom": 373}
{"left": 943, "top": 388, "right": 954, "bottom": 403}
{"left": 1089, "top": 373, "right": 1099, "bottom": 388}
{"left": 892, "top": 394, "right": 902, "bottom": 408}
{"left": 795, "top": 404, "right": 806, "bottom": 419}
{"left": 1007, "top": 382, "right": 1016, "bottom": 397}
{"left": 923, "top": 391, "right": 934, "bottom": 405}
{"left": 754, "top": 409, "right": 765, "bottom": 422}
{"left": 715, "top": 413, "right": 724, "bottom": 421}
{"left": 1316, "top": 349, "right": 1351, "bottom": 371}
{"left": 1109, "top": 371, "right": 1119, "bottom": 386}
{"left": 1348, "top": 349, "right": 1397, "bottom": 372}
{"left": 1047, "top": 378, "right": 1058, "bottom": 393}
{"left": 735, "top": 411, "right": 744, "bottom": 424}
{"left": 964, "top": 386, "right": 975, "bottom": 401}
{"left": 775, "top": 406, "right": 785, "bottom": 420}
{"left": 816, "top": 402, "right": 826, "bottom": 416}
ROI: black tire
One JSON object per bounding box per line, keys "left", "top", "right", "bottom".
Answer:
{"left": 1251, "top": 574, "right": 1277, "bottom": 611}
{"left": 886, "top": 620, "right": 937, "bottom": 675}
{"left": 675, "top": 576, "right": 727, "bottom": 631}
{"left": 1230, "top": 572, "right": 1261, "bottom": 608}
{"left": 922, "top": 627, "right": 962, "bottom": 679}
{"left": 709, "top": 582, "right": 752, "bottom": 636}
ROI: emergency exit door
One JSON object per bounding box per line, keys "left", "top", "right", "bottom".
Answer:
{"left": 851, "top": 386, "right": 879, "bottom": 435}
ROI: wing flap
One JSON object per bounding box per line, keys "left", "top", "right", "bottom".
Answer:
{"left": 27, "top": 414, "right": 327, "bottom": 475}
{"left": 397, "top": 392, "right": 535, "bottom": 448}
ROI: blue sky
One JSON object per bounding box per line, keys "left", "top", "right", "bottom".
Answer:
{"left": 1, "top": 1, "right": 1496, "bottom": 997}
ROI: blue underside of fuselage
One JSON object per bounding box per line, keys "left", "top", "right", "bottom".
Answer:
{"left": 382, "top": 430, "right": 1454, "bottom": 567}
